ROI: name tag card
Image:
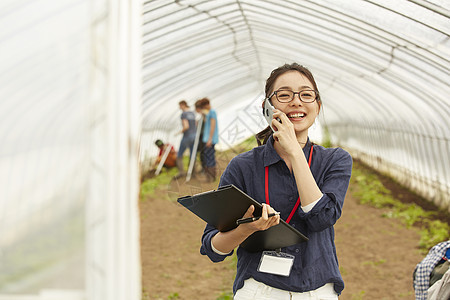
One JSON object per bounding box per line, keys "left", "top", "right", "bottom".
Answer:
{"left": 257, "top": 251, "right": 295, "bottom": 277}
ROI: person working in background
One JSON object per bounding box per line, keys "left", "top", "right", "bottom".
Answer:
{"left": 195, "top": 99, "right": 206, "bottom": 175}
{"left": 200, "top": 63, "right": 352, "bottom": 299}
{"left": 175, "top": 100, "right": 196, "bottom": 179}
{"left": 198, "top": 98, "right": 219, "bottom": 182}
{"left": 153, "top": 139, "right": 176, "bottom": 170}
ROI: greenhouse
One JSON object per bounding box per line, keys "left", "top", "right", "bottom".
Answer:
{"left": 0, "top": 0, "right": 449, "bottom": 299}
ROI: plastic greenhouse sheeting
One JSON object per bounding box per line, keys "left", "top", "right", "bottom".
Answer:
{"left": 1, "top": 0, "right": 141, "bottom": 299}
{"left": 0, "top": 0, "right": 449, "bottom": 299}
{"left": 0, "top": 0, "right": 91, "bottom": 295}
{"left": 141, "top": 0, "right": 450, "bottom": 211}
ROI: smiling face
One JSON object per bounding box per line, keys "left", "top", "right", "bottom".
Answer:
{"left": 270, "top": 70, "right": 320, "bottom": 140}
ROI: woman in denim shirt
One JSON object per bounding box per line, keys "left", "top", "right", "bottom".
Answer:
{"left": 201, "top": 63, "right": 352, "bottom": 299}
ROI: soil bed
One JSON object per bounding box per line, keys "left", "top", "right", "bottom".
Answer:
{"left": 140, "top": 154, "right": 444, "bottom": 300}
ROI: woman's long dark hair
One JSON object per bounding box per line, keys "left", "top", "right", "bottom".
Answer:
{"left": 255, "top": 63, "right": 322, "bottom": 146}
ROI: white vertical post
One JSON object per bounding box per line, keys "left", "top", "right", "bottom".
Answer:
{"left": 155, "top": 146, "right": 172, "bottom": 175}
{"left": 86, "top": 0, "right": 142, "bottom": 299}
{"left": 186, "top": 117, "right": 203, "bottom": 182}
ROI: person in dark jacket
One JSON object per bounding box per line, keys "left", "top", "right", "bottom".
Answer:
{"left": 200, "top": 63, "right": 352, "bottom": 299}
{"left": 174, "top": 100, "right": 196, "bottom": 179}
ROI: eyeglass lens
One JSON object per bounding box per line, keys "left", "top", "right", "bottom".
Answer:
{"left": 276, "top": 90, "right": 316, "bottom": 103}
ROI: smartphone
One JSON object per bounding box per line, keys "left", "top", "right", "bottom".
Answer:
{"left": 263, "top": 97, "right": 281, "bottom": 132}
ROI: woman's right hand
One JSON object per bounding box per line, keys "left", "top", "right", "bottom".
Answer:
{"left": 239, "top": 204, "right": 280, "bottom": 234}
{"left": 211, "top": 204, "right": 280, "bottom": 254}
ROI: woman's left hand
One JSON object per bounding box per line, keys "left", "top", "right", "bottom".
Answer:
{"left": 271, "top": 110, "right": 302, "bottom": 155}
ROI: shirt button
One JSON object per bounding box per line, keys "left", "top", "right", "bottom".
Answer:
{"left": 295, "top": 249, "right": 300, "bottom": 253}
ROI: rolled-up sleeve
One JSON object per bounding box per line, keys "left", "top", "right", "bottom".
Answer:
{"left": 199, "top": 157, "right": 244, "bottom": 262}
{"left": 297, "top": 149, "right": 352, "bottom": 232}
{"left": 200, "top": 223, "right": 233, "bottom": 262}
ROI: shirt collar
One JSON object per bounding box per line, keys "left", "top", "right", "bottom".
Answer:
{"left": 263, "top": 135, "right": 312, "bottom": 167}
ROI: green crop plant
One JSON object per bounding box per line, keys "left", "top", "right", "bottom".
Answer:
{"left": 140, "top": 167, "right": 178, "bottom": 201}
{"left": 351, "top": 163, "right": 449, "bottom": 253}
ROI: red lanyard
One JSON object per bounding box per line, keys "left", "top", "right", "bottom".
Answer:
{"left": 264, "top": 145, "right": 313, "bottom": 224}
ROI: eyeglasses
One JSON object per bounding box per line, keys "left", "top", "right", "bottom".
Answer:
{"left": 269, "top": 89, "right": 318, "bottom": 103}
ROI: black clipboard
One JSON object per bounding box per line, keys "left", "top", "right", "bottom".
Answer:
{"left": 177, "top": 184, "right": 308, "bottom": 252}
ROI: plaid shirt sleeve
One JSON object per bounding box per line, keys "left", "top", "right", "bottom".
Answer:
{"left": 413, "top": 240, "right": 450, "bottom": 300}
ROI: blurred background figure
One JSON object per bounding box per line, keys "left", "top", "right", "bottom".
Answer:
{"left": 153, "top": 139, "right": 177, "bottom": 170}
{"left": 174, "top": 100, "right": 197, "bottom": 179}
{"left": 198, "top": 98, "right": 218, "bottom": 182}
{"left": 413, "top": 240, "right": 450, "bottom": 300}
{"left": 141, "top": 139, "right": 177, "bottom": 182}
{"left": 194, "top": 99, "right": 207, "bottom": 175}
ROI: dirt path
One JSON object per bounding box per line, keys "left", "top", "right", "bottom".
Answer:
{"left": 140, "top": 153, "right": 433, "bottom": 300}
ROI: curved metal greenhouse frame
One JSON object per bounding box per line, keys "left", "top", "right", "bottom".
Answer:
{"left": 0, "top": 1, "right": 448, "bottom": 299}
{"left": 142, "top": 0, "right": 450, "bottom": 211}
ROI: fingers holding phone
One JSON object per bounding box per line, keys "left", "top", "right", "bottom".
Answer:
{"left": 263, "top": 97, "right": 282, "bottom": 132}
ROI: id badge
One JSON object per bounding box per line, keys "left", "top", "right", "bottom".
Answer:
{"left": 257, "top": 251, "right": 295, "bottom": 277}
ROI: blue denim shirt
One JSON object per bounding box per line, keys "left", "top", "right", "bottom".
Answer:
{"left": 200, "top": 136, "right": 352, "bottom": 295}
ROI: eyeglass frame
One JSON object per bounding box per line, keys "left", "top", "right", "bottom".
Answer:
{"left": 268, "top": 89, "right": 319, "bottom": 103}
